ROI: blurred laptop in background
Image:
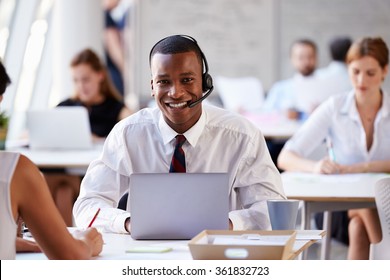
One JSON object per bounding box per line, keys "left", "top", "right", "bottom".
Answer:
{"left": 27, "top": 107, "right": 93, "bottom": 150}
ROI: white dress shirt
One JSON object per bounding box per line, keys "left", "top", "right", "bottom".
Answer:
{"left": 0, "top": 152, "right": 19, "bottom": 259}
{"left": 73, "top": 104, "right": 285, "bottom": 233}
{"left": 283, "top": 90, "right": 390, "bottom": 164}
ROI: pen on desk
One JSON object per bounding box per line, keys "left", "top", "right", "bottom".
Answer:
{"left": 88, "top": 208, "right": 101, "bottom": 228}
{"left": 326, "top": 136, "right": 336, "bottom": 162}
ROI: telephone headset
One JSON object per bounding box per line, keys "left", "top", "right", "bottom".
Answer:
{"left": 149, "top": 35, "right": 214, "bottom": 108}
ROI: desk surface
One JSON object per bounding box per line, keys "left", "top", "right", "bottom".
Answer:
{"left": 242, "top": 112, "right": 301, "bottom": 139}
{"left": 6, "top": 146, "right": 102, "bottom": 168}
{"left": 281, "top": 171, "right": 390, "bottom": 260}
{"left": 282, "top": 172, "right": 390, "bottom": 202}
{"left": 16, "top": 230, "right": 324, "bottom": 260}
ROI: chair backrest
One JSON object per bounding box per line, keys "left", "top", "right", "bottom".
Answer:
{"left": 118, "top": 192, "right": 128, "bottom": 210}
{"left": 370, "top": 177, "right": 390, "bottom": 260}
{"left": 215, "top": 76, "right": 264, "bottom": 113}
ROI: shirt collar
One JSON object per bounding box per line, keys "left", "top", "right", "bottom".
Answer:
{"left": 340, "top": 89, "right": 390, "bottom": 119}
{"left": 340, "top": 90, "right": 356, "bottom": 116}
{"left": 158, "top": 109, "right": 207, "bottom": 147}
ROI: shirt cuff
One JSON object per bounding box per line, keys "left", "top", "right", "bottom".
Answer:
{"left": 229, "top": 211, "right": 246, "bottom": 230}
{"left": 113, "top": 211, "right": 131, "bottom": 234}
{"left": 228, "top": 209, "right": 272, "bottom": 231}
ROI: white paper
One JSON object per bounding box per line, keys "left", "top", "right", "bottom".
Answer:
{"left": 212, "top": 235, "right": 291, "bottom": 246}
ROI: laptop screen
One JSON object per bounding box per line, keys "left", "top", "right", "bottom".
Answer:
{"left": 129, "top": 173, "right": 230, "bottom": 240}
{"left": 27, "top": 107, "right": 93, "bottom": 150}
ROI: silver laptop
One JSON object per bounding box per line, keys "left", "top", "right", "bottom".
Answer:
{"left": 128, "top": 173, "right": 229, "bottom": 240}
{"left": 27, "top": 107, "right": 93, "bottom": 150}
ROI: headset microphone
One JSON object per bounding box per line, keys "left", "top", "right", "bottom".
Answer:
{"left": 187, "top": 86, "right": 214, "bottom": 108}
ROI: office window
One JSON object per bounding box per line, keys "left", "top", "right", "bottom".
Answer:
{"left": 13, "top": 0, "right": 53, "bottom": 112}
{"left": 0, "top": 0, "right": 16, "bottom": 58}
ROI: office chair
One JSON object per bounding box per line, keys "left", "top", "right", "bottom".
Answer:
{"left": 369, "top": 177, "right": 390, "bottom": 260}
{"left": 118, "top": 192, "right": 128, "bottom": 211}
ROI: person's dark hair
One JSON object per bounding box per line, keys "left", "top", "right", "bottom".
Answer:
{"left": 346, "top": 37, "right": 389, "bottom": 69}
{"left": 149, "top": 35, "right": 203, "bottom": 70}
{"left": 290, "top": 38, "right": 317, "bottom": 54}
{"left": 329, "top": 36, "right": 352, "bottom": 62}
{"left": 0, "top": 61, "right": 11, "bottom": 95}
{"left": 70, "top": 48, "right": 122, "bottom": 101}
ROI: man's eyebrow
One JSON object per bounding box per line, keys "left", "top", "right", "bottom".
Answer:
{"left": 180, "top": 71, "right": 196, "bottom": 76}
{"left": 154, "top": 71, "right": 197, "bottom": 79}
{"left": 154, "top": 73, "right": 170, "bottom": 79}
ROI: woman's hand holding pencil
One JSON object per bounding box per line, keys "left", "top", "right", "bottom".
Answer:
{"left": 70, "top": 208, "right": 103, "bottom": 257}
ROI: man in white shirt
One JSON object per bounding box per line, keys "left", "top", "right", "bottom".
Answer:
{"left": 263, "top": 38, "right": 321, "bottom": 121}
{"left": 73, "top": 35, "right": 285, "bottom": 234}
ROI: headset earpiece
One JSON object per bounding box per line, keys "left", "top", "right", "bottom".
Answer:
{"left": 202, "top": 73, "right": 213, "bottom": 92}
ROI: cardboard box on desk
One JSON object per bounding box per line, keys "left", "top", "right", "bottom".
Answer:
{"left": 188, "top": 230, "right": 296, "bottom": 260}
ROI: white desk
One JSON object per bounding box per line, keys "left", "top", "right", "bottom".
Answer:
{"left": 16, "top": 230, "right": 324, "bottom": 260}
{"left": 242, "top": 112, "right": 301, "bottom": 139}
{"left": 6, "top": 146, "right": 102, "bottom": 168}
{"left": 282, "top": 172, "right": 390, "bottom": 259}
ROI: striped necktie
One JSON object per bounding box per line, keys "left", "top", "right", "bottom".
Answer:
{"left": 169, "top": 135, "right": 186, "bottom": 173}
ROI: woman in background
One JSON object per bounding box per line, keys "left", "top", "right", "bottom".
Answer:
{"left": 0, "top": 61, "right": 103, "bottom": 259}
{"left": 58, "top": 48, "right": 132, "bottom": 139}
{"left": 278, "top": 37, "right": 390, "bottom": 259}
{"left": 45, "top": 48, "right": 132, "bottom": 226}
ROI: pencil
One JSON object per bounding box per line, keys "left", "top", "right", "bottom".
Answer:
{"left": 326, "top": 136, "right": 336, "bottom": 162}
{"left": 87, "top": 208, "right": 101, "bottom": 228}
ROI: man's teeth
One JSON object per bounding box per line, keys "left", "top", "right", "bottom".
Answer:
{"left": 169, "top": 102, "right": 187, "bottom": 108}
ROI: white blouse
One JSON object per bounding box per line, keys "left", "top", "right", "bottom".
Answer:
{"left": 283, "top": 90, "right": 390, "bottom": 164}
{"left": 0, "top": 152, "right": 19, "bottom": 260}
